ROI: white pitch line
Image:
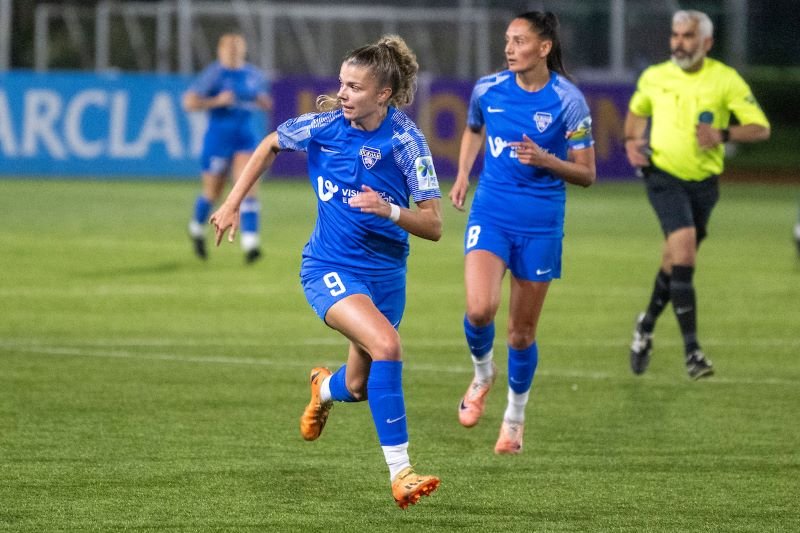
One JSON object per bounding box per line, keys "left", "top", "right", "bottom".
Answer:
{"left": 2, "top": 343, "right": 798, "bottom": 387}
{"left": 2, "top": 335, "right": 800, "bottom": 349}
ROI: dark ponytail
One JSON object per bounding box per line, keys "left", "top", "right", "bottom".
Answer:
{"left": 515, "top": 11, "right": 571, "bottom": 81}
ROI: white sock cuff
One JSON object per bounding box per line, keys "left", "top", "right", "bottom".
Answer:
{"left": 188, "top": 220, "right": 205, "bottom": 238}
{"left": 503, "top": 387, "right": 530, "bottom": 423}
{"left": 319, "top": 375, "right": 332, "bottom": 403}
{"left": 508, "top": 387, "right": 530, "bottom": 405}
{"left": 382, "top": 442, "right": 411, "bottom": 481}
{"left": 240, "top": 232, "right": 260, "bottom": 251}
{"left": 471, "top": 349, "right": 494, "bottom": 365}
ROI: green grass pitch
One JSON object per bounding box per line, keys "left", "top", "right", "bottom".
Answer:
{"left": 1, "top": 177, "right": 798, "bottom": 531}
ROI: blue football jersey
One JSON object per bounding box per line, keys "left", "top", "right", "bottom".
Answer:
{"left": 189, "top": 61, "right": 270, "bottom": 129}
{"left": 467, "top": 70, "right": 593, "bottom": 237}
{"left": 277, "top": 107, "right": 441, "bottom": 279}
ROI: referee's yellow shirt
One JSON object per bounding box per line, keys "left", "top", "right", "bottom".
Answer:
{"left": 629, "top": 58, "right": 770, "bottom": 181}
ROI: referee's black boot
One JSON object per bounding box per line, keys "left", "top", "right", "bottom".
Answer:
{"left": 630, "top": 312, "right": 653, "bottom": 375}
{"left": 686, "top": 349, "right": 714, "bottom": 380}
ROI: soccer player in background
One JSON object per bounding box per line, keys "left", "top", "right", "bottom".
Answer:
{"left": 209, "top": 35, "right": 441, "bottom": 509}
{"left": 184, "top": 33, "right": 273, "bottom": 263}
{"left": 449, "top": 11, "right": 596, "bottom": 454}
{"left": 625, "top": 10, "right": 770, "bottom": 379}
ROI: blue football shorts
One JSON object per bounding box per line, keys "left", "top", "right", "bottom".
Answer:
{"left": 300, "top": 266, "right": 406, "bottom": 328}
{"left": 463, "top": 221, "right": 562, "bottom": 282}
{"left": 200, "top": 126, "right": 258, "bottom": 175}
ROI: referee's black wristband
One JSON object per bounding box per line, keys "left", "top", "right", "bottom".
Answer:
{"left": 720, "top": 128, "right": 730, "bottom": 143}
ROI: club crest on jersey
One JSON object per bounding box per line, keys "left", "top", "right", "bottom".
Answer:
{"left": 359, "top": 146, "right": 382, "bottom": 169}
{"left": 534, "top": 112, "right": 553, "bottom": 132}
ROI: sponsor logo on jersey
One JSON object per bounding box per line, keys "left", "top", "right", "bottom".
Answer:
{"left": 340, "top": 187, "right": 397, "bottom": 205}
{"left": 316, "top": 176, "right": 339, "bottom": 202}
{"left": 487, "top": 136, "right": 519, "bottom": 159}
{"left": 359, "top": 146, "right": 381, "bottom": 169}
{"left": 487, "top": 136, "right": 508, "bottom": 157}
{"left": 534, "top": 111, "right": 553, "bottom": 132}
{"left": 487, "top": 106, "right": 505, "bottom": 113}
{"left": 415, "top": 155, "right": 439, "bottom": 190}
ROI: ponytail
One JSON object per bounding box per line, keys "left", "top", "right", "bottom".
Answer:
{"left": 316, "top": 34, "right": 419, "bottom": 111}
{"left": 515, "top": 11, "right": 572, "bottom": 81}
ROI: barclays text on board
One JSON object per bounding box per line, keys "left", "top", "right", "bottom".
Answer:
{"left": 0, "top": 71, "right": 208, "bottom": 176}
{"left": 0, "top": 71, "right": 632, "bottom": 179}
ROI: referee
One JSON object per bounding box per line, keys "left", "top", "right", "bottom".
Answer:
{"left": 624, "top": 10, "right": 770, "bottom": 379}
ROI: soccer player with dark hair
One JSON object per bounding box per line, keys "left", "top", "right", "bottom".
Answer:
{"left": 210, "top": 35, "right": 441, "bottom": 509}
{"left": 625, "top": 10, "right": 770, "bottom": 379}
{"left": 449, "top": 11, "right": 596, "bottom": 454}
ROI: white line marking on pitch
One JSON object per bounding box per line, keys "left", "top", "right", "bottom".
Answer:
{"left": 2, "top": 341, "right": 797, "bottom": 387}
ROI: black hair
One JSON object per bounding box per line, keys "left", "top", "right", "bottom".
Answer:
{"left": 515, "top": 11, "right": 571, "bottom": 81}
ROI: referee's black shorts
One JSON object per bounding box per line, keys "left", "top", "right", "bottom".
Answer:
{"left": 643, "top": 165, "right": 719, "bottom": 242}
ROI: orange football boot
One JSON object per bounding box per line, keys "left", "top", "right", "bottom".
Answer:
{"left": 299, "top": 367, "right": 333, "bottom": 441}
{"left": 494, "top": 419, "right": 524, "bottom": 455}
{"left": 458, "top": 362, "right": 497, "bottom": 427}
{"left": 391, "top": 467, "right": 440, "bottom": 509}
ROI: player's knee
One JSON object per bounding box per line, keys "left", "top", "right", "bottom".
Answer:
{"left": 466, "top": 307, "right": 495, "bottom": 328}
{"left": 369, "top": 330, "right": 403, "bottom": 362}
{"left": 507, "top": 329, "right": 536, "bottom": 350}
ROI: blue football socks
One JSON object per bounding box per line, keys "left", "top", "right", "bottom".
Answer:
{"left": 240, "top": 197, "right": 260, "bottom": 234}
{"left": 507, "top": 342, "right": 539, "bottom": 394}
{"left": 367, "top": 360, "right": 408, "bottom": 446}
{"left": 328, "top": 365, "right": 357, "bottom": 402}
{"left": 239, "top": 197, "right": 260, "bottom": 251}
{"left": 192, "top": 196, "right": 212, "bottom": 229}
{"left": 463, "top": 315, "right": 494, "bottom": 358}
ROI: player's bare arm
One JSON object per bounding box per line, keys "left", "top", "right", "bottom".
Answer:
{"left": 210, "top": 131, "right": 280, "bottom": 244}
{"left": 182, "top": 90, "right": 235, "bottom": 112}
{"left": 450, "top": 126, "right": 485, "bottom": 211}
{"left": 696, "top": 122, "right": 770, "bottom": 149}
{"left": 623, "top": 111, "right": 651, "bottom": 167}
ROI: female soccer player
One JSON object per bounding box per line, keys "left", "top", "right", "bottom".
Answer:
{"left": 184, "top": 33, "right": 273, "bottom": 263}
{"left": 449, "top": 11, "right": 596, "bottom": 454}
{"left": 210, "top": 35, "right": 441, "bottom": 508}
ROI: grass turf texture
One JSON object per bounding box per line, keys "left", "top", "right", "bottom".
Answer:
{"left": 1, "top": 178, "right": 798, "bottom": 532}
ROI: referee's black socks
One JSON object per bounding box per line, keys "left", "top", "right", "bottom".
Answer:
{"left": 642, "top": 269, "right": 671, "bottom": 332}
{"left": 670, "top": 265, "right": 700, "bottom": 354}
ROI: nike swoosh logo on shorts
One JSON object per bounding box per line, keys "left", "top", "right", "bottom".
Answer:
{"left": 536, "top": 268, "right": 552, "bottom": 275}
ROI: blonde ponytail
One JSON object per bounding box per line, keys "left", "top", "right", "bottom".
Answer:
{"left": 316, "top": 34, "right": 419, "bottom": 111}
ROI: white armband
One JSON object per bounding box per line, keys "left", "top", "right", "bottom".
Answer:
{"left": 388, "top": 203, "right": 401, "bottom": 223}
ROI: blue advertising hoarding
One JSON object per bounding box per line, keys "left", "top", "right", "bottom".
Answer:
{"left": 0, "top": 71, "right": 634, "bottom": 179}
